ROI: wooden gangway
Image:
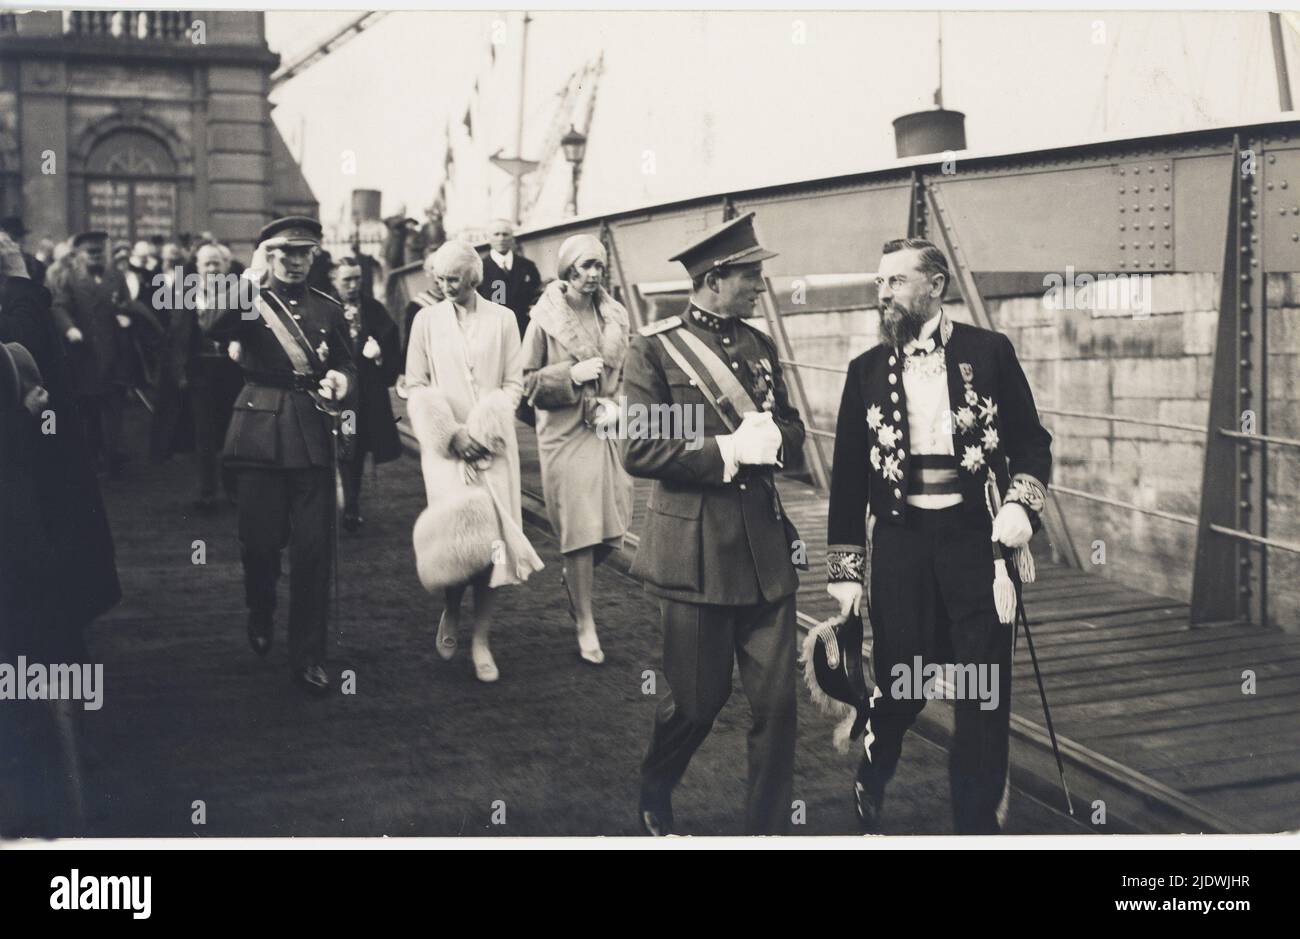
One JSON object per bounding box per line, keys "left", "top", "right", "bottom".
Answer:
{"left": 507, "top": 420, "right": 1300, "bottom": 834}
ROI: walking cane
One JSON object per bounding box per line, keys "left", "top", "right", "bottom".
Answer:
{"left": 985, "top": 473, "right": 1074, "bottom": 817}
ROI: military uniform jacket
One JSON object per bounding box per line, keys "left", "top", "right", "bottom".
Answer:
{"left": 826, "top": 315, "right": 1052, "bottom": 584}
{"left": 208, "top": 282, "right": 356, "bottom": 470}
{"left": 620, "top": 304, "right": 806, "bottom": 606}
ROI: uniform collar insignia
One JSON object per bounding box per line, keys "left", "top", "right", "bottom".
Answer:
{"left": 689, "top": 303, "right": 735, "bottom": 333}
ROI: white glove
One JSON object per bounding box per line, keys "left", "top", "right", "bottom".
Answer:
{"left": 22, "top": 386, "right": 49, "bottom": 418}
{"left": 244, "top": 244, "right": 271, "bottom": 288}
{"left": 65, "top": 327, "right": 84, "bottom": 343}
{"left": 732, "top": 411, "right": 781, "bottom": 466}
{"left": 827, "top": 582, "right": 863, "bottom": 617}
{"left": 569, "top": 357, "right": 604, "bottom": 384}
{"left": 832, "top": 582, "right": 863, "bottom": 619}
{"left": 592, "top": 395, "right": 621, "bottom": 431}
{"left": 227, "top": 341, "right": 242, "bottom": 363}
{"left": 991, "top": 501, "right": 1032, "bottom": 548}
{"left": 362, "top": 336, "right": 382, "bottom": 361}
{"left": 319, "top": 369, "right": 349, "bottom": 401}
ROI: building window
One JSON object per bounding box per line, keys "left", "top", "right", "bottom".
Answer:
{"left": 84, "top": 130, "right": 178, "bottom": 242}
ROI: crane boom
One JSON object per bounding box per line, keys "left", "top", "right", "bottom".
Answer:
{"left": 270, "top": 11, "right": 389, "bottom": 90}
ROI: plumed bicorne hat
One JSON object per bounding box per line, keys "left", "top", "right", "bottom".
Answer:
{"left": 800, "top": 606, "right": 873, "bottom": 752}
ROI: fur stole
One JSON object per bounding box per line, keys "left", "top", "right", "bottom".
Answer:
{"left": 407, "top": 385, "right": 542, "bottom": 591}
{"left": 528, "top": 281, "right": 630, "bottom": 380}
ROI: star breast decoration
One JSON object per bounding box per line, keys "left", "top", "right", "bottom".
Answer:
{"left": 877, "top": 423, "right": 900, "bottom": 450}
{"left": 316, "top": 340, "right": 330, "bottom": 361}
{"left": 866, "top": 403, "right": 883, "bottom": 430}
{"left": 955, "top": 362, "right": 1003, "bottom": 467}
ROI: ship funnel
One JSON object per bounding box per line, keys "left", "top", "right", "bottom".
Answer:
{"left": 892, "top": 109, "right": 966, "bottom": 159}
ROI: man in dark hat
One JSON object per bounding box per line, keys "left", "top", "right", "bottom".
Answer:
{"left": 826, "top": 237, "right": 1052, "bottom": 834}
{"left": 0, "top": 217, "right": 45, "bottom": 287}
{"left": 49, "top": 230, "right": 152, "bottom": 476}
{"left": 620, "top": 212, "right": 807, "bottom": 835}
{"left": 204, "top": 216, "right": 355, "bottom": 695}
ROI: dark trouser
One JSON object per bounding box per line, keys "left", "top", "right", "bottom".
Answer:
{"left": 864, "top": 505, "right": 1013, "bottom": 834}
{"left": 640, "top": 594, "right": 797, "bottom": 835}
{"left": 192, "top": 363, "right": 239, "bottom": 500}
{"left": 78, "top": 391, "right": 124, "bottom": 466}
{"left": 339, "top": 454, "right": 365, "bottom": 519}
{"left": 237, "top": 466, "right": 333, "bottom": 668}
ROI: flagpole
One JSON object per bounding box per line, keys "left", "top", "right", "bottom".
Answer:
{"left": 513, "top": 12, "right": 531, "bottom": 225}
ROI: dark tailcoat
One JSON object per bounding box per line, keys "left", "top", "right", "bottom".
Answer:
{"left": 479, "top": 252, "right": 542, "bottom": 338}
{"left": 827, "top": 317, "right": 1052, "bottom": 566}
{"left": 207, "top": 283, "right": 357, "bottom": 469}
{"left": 340, "top": 295, "right": 401, "bottom": 464}
{"left": 0, "top": 275, "right": 120, "bottom": 646}
{"left": 621, "top": 306, "right": 806, "bottom": 606}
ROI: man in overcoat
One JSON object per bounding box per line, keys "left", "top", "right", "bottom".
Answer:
{"left": 826, "top": 237, "right": 1052, "bottom": 834}
{"left": 621, "top": 212, "right": 806, "bottom": 836}
{"left": 329, "top": 255, "right": 402, "bottom": 532}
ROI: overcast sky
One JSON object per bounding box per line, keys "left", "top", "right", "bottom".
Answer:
{"left": 264, "top": 10, "right": 1300, "bottom": 234}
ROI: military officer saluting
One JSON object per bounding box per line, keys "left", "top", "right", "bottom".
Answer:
{"left": 208, "top": 217, "right": 355, "bottom": 696}
{"left": 621, "top": 212, "right": 806, "bottom": 835}
{"left": 826, "top": 237, "right": 1052, "bottom": 833}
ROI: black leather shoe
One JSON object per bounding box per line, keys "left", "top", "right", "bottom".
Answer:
{"left": 854, "top": 759, "right": 885, "bottom": 833}
{"left": 294, "top": 664, "right": 331, "bottom": 697}
{"left": 638, "top": 797, "right": 673, "bottom": 836}
{"left": 247, "top": 610, "right": 273, "bottom": 657}
{"left": 341, "top": 512, "right": 362, "bottom": 533}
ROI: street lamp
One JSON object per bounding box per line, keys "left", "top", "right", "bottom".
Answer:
{"left": 561, "top": 125, "right": 588, "bottom": 217}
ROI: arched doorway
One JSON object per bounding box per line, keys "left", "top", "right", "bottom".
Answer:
{"left": 83, "top": 129, "right": 179, "bottom": 242}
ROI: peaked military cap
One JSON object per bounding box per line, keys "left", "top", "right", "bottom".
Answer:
{"left": 257, "top": 216, "right": 322, "bottom": 249}
{"left": 72, "top": 230, "right": 109, "bottom": 247}
{"left": 668, "top": 211, "right": 778, "bottom": 279}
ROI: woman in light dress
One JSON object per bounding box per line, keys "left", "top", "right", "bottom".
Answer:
{"left": 520, "top": 234, "right": 633, "bottom": 664}
{"left": 406, "top": 242, "right": 543, "bottom": 683}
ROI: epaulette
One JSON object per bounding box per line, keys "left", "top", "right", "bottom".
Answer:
{"left": 310, "top": 286, "right": 343, "bottom": 307}
{"left": 638, "top": 315, "right": 683, "bottom": 337}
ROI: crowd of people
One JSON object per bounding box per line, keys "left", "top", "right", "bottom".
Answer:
{"left": 2, "top": 206, "right": 1052, "bottom": 838}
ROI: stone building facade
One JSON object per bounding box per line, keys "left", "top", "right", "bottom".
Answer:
{"left": 0, "top": 10, "right": 314, "bottom": 252}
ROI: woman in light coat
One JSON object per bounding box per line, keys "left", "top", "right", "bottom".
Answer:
{"left": 520, "top": 234, "right": 633, "bottom": 664}
{"left": 406, "top": 241, "right": 543, "bottom": 682}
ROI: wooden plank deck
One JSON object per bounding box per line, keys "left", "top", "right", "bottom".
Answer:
{"left": 404, "top": 407, "right": 1300, "bottom": 833}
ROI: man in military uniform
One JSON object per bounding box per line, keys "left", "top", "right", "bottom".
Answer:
{"left": 826, "top": 237, "right": 1052, "bottom": 833}
{"left": 207, "top": 217, "right": 355, "bottom": 696}
{"left": 621, "top": 213, "right": 806, "bottom": 836}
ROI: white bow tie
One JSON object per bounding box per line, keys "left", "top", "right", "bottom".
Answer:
{"left": 904, "top": 336, "right": 937, "bottom": 356}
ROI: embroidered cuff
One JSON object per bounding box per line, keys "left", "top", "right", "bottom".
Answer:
{"left": 1004, "top": 473, "right": 1046, "bottom": 530}
{"left": 827, "top": 546, "right": 866, "bottom": 585}
{"left": 1004, "top": 473, "right": 1046, "bottom": 513}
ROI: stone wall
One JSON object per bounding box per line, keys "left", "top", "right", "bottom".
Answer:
{"left": 779, "top": 272, "right": 1299, "bottom": 631}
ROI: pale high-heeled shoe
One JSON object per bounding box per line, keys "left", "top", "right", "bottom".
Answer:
{"left": 472, "top": 643, "right": 499, "bottom": 682}
{"left": 562, "top": 572, "right": 605, "bottom": 665}
{"left": 435, "top": 611, "right": 458, "bottom": 661}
